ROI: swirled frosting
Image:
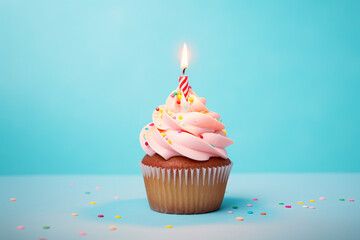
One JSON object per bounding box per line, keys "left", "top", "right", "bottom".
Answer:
{"left": 139, "top": 87, "right": 234, "bottom": 161}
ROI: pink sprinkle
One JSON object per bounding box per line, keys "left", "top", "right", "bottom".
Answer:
{"left": 177, "top": 130, "right": 182, "bottom": 133}
{"left": 17, "top": 226, "right": 24, "bottom": 230}
{"left": 39, "top": 238, "right": 47, "bottom": 240}
{"left": 114, "top": 196, "right": 120, "bottom": 200}
{"left": 309, "top": 206, "right": 316, "bottom": 209}
{"left": 253, "top": 198, "right": 258, "bottom": 201}
{"left": 228, "top": 211, "right": 233, "bottom": 214}
{"left": 285, "top": 205, "right": 292, "bottom": 208}
{"left": 171, "top": 94, "right": 175, "bottom": 98}
{"left": 319, "top": 197, "right": 326, "bottom": 200}
{"left": 172, "top": 116, "right": 176, "bottom": 119}
{"left": 246, "top": 204, "right": 252, "bottom": 207}
{"left": 149, "top": 123, "right": 154, "bottom": 126}
{"left": 69, "top": 183, "right": 75, "bottom": 187}
{"left": 78, "top": 231, "right": 87, "bottom": 236}
{"left": 98, "top": 214, "right": 104, "bottom": 218}
{"left": 349, "top": 199, "right": 355, "bottom": 202}
{"left": 96, "top": 186, "right": 101, "bottom": 190}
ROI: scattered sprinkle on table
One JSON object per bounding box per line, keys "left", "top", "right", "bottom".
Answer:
{"left": 319, "top": 197, "right": 326, "bottom": 200}
{"left": 39, "top": 238, "right": 47, "bottom": 240}
{"left": 90, "top": 202, "right": 95, "bottom": 204}
{"left": 115, "top": 216, "right": 121, "bottom": 218}
{"left": 285, "top": 205, "right": 291, "bottom": 208}
{"left": 279, "top": 203, "right": 284, "bottom": 205}
{"left": 166, "top": 225, "right": 173, "bottom": 228}
{"left": 114, "top": 196, "right": 120, "bottom": 200}
{"left": 70, "top": 183, "right": 75, "bottom": 187}
{"left": 248, "top": 211, "right": 253, "bottom": 214}
{"left": 17, "top": 226, "right": 24, "bottom": 230}
{"left": 253, "top": 198, "right": 258, "bottom": 201}
{"left": 10, "top": 198, "right": 16, "bottom": 201}
{"left": 72, "top": 213, "right": 78, "bottom": 216}
{"left": 43, "top": 226, "right": 50, "bottom": 229}
{"left": 78, "top": 231, "right": 87, "bottom": 236}
{"left": 349, "top": 199, "right": 355, "bottom": 202}
{"left": 260, "top": 212, "right": 267, "bottom": 215}
{"left": 236, "top": 217, "right": 244, "bottom": 221}
{"left": 247, "top": 204, "right": 252, "bottom": 207}
{"left": 228, "top": 211, "right": 233, "bottom": 214}
{"left": 98, "top": 215, "right": 104, "bottom": 218}
{"left": 310, "top": 200, "right": 315, "bottom": 202}
{"left": 109, "top": 226, "right": 117, "bottom": 230}
{"left": 339, "top": 198, "right": 345, "bottom": 201}
{"left": 302, "top": 205, "right": 308, "bottom": 208}
{"left": 85, "top": 192, "right": 91, "bottom": 194}
{"left": 96, "top": 186, "right": 101, "bottom": 190}
{"left": 232, "top": 206, "right": 238, "bottom": 209}
{"left": 298, "top": 201, "right": 304, "bottom": 204}
{"left": 309, "top": 206, "right": 316, "bottom": 209}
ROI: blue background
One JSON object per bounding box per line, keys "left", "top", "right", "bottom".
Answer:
{"left": 0, "top": 0, "right": 359, "bottom": 175}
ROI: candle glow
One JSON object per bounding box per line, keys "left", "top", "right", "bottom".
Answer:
{"left": 181, "top": 43, "right": 188, "bottom": 70}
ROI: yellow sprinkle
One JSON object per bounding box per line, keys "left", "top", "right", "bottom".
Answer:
{"left": 143, "top": 134, "right": 145, "bottom": 137}
{"left": 201, "top": 111, "right": 206, "bottom": 114}
{"left": 161, "top": 133, "right": 166, "bottom": 137}
{"left": 188, "top": 97, "right": 194, "bottom": 102}
{"left": 160, "top": 109, "right": 163, "bottom": 113}
{"left": 90, "top": 202, "right": 95, "bottom": 204}
{"left": 298, "top": 201, "right": 304, "bottom": 204}
{"left": 115, "top": 216, "right": 121, "bottom": 218}
{"left": 109, "top": 226, "right": 117, "bottom": 230}
{"left": 166, "top": 225, "right": 173, "bottom": 228}
{"left": 160, "top": 114, "right": 163, "bottom": 119}
{"left": 177, "top": 95, "right": 182, "bottom": 100}
{"left": 178, "top": 116, "right": 183, "bottom": 120}
{"left": 167, "top": 110, "right": 172, "bottom": 115}
{"left": 72, "top": 213, "right": 78, "bottom": 216}
{"left": 236, "top": 217, "right": 244, "bottom": 221}
{"left": 167, "top": 139, "right": 172, "bottom": 144}
{"left": 222, "top": 130, "right": 227, "bottom": 135}
{"left": 310, "top": 200, "right": 315, "bottom": 202}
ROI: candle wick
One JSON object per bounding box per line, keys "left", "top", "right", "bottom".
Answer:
{"left": 183, "top": 68, "right": 186, "bottom": 76}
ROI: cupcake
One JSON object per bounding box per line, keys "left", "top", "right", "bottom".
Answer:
{"left": 139, "top": 87, "right": 234, "bottom": 214}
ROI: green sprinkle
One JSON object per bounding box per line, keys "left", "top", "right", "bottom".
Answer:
{"left": 184, "top": 106, "right": 188, "bottom": 110}
{"left": 85, "top": 192, "right": 91, "bottom": 194}
{"left": 232, "top": 206, "right": 238, "bottom": 209}
{"left": 145, "top": 128, "right": 148, "bottom": 130}
{"left": 279, "top": 203, "right": 285, "bottom": 205}
{"left": 173, "top": 92, "right": 178, "bottom": 95}
{"left": 43, "top": 226, "right": 50, "bottom": 229}
{"left": 339, "top": 199, "right": 345, "bottom": 201}
{"left": 180, "top": 123, "right": 185, "bottom": 127}
{"left": 219, "top": 118, "right": 222, "bottom": 122}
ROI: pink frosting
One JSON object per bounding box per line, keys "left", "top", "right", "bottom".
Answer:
{"left": 139, "top": 88, "right": 234, "bottom": 161}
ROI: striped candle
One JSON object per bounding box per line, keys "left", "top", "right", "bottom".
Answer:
{"left": 179, "top": 75, "right": 189, "bottom": 99}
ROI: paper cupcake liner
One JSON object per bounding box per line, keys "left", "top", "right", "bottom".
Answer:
{"left": 139, "top": 162, "right": 233, "bottom": 214}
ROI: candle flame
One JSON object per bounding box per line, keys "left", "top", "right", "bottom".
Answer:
{"left": 181, "top": 43, "right": 188, "bottom": 70}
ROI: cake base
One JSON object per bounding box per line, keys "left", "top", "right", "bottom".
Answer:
{"left": 140, "top": 154, "right": 233, "bottom": 214}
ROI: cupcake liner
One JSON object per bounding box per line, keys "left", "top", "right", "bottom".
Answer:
{"left": 139, "top": 162, "right": 233, "bottom": 214}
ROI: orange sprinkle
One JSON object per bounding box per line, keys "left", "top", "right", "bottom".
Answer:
{"left": 188, "top": 97, "right": 194, "bottom": 102}
{"left": 222, "top": 130, "right": 227, "bottom": 135}
{"left": 72, "top": 213, "right": 78, "bottom": 216}
{"left": 10, "top": 198, "right": 16, "bottom": 201}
